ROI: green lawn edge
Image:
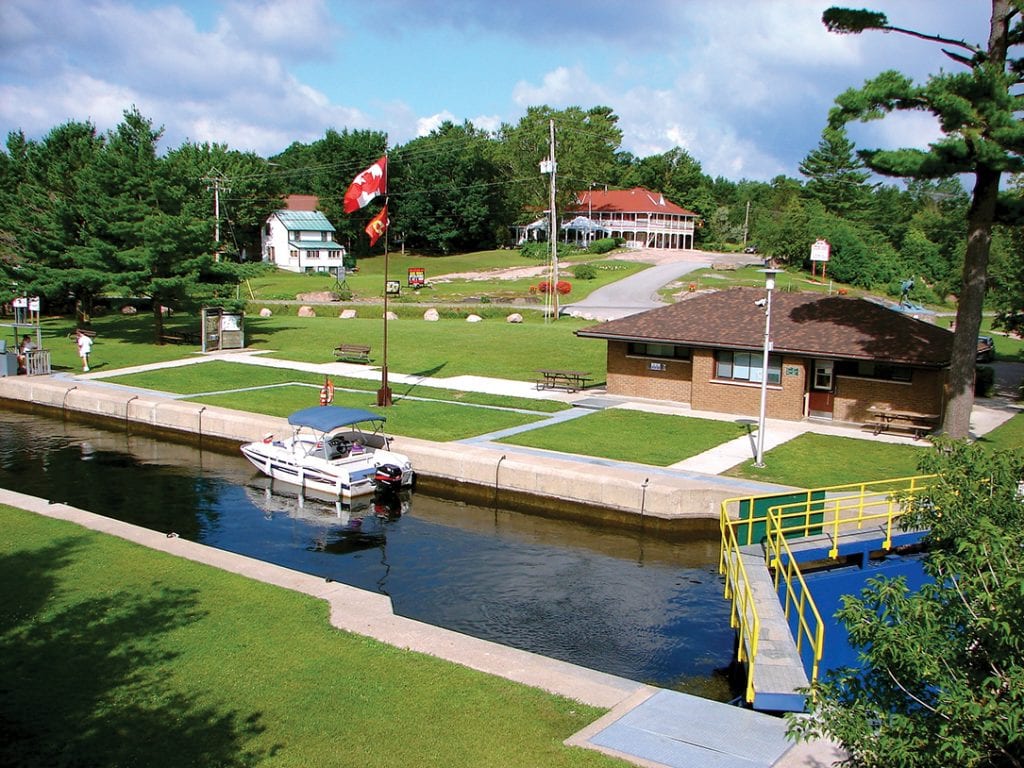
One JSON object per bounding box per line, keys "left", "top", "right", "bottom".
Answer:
{"left": 0, "top": 505, "right": 622, "bottom": 768}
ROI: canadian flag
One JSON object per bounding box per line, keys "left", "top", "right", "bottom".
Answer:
{"left": 343, "top": 156, "right": 387, "bottom": 213}
{"left": 365, "top": 204, "right": 389, "bottom": 246}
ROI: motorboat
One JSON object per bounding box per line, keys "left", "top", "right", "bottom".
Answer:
{"left": 240, "top": 405, "right": 414, "bottom": 498}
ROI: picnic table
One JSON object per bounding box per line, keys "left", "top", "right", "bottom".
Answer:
{"left": 536, "top": 369, "right": 592, "bottom": 393}
{"left": 867, "top": 407, "right": 939, "bottom": 439}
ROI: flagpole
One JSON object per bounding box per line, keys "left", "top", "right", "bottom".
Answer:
{"left": 377, "top": 150, "right": 392, "bottom": 407}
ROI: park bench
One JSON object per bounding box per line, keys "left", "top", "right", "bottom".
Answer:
{"left": 334, "top": 343, "right": 372, "bottom": 364}
{"left": 536, "top": 369, "right": 592, "bottom": 393}
{"left": 867, "top": 407, "right": 940, "bottom": 440}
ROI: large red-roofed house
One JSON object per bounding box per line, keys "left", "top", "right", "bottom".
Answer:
{"left": 516, "top": 187, "right": 699, "bottom": 250}
{"left": 568, "top": 187, "right": 698, "bottom": 250}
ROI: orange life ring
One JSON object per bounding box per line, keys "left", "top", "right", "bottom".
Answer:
{"left": 319, "top": 378, "right": 335, "bottom": 406}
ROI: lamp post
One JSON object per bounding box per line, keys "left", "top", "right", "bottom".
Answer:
{"left": 754, "top": 269, "right": 782, "bottom": 468}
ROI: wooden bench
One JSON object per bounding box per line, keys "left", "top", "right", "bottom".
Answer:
{"left": 867, "top": 407, "right": 940, "bottom": 440}
{"left": 334, "top": 343, "right": 372, "bottom": 363}
{"left": 536, "top": 369, "right": 592, "bottom": 393}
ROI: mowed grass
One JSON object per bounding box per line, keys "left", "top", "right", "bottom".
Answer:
{"left": 247, "top": 251, "right": 648, "bottom": 304}
{"left": 0, "top": 506, "right": 621, "bottom": 768}
{"left": 191, "top": 384, "right": 549, "bottom": 442}
{"left": 724, "top": 433, "right": 930, "bottom": 487}
{"left": 107, "top": 361, "right": 568, "bottom": 412}
{"left": 498, "top": 410, "right": 750, "bottom": 466}
{"left": 243, "top": 314, "right": 608, "bottom": 381}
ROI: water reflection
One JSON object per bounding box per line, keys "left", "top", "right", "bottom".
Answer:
{"left": 0, "top": 408, "right": 736, "bottom": 697}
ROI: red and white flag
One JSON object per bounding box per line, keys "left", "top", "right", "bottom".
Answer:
{"left": 365, "top": 204, "right": 389, "bottom": 246}
{"left": 343, "top": 156, "right": 387, "bottom": 213}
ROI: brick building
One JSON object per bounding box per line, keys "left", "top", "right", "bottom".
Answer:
{"left": 576, "top": 288, "right": 953, "bottom": 425}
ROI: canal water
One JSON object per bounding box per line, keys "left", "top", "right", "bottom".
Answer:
{"left": 0, "top": 408, "right": 737, "bottom": 698}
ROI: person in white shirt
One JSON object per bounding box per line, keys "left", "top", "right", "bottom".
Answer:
{"left": 76, "top": 330, "right": 93, "bottom": 372}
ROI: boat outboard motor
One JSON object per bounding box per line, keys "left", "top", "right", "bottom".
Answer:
{"left": 373, "top": 463, "right": 404, "bottom": 492}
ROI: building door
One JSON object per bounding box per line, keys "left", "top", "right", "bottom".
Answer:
{"left": 808, "top": 360, "right": 835, "bottom": 419}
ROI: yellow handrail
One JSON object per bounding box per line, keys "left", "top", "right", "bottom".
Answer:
{"left": 719, "top": 474, "right": 935, "bottom": 703}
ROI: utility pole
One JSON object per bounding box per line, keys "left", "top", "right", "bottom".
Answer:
{"left": 539, "top": 119, "right": 559, "bottom": 321}
{"left": 203, "top": 169, "right": 229, "bottom": 262}
{"left": 742, "top": 200, "right": 750, "bottom": 247}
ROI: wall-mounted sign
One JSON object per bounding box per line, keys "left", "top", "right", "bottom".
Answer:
{"left": 649, "top": 361, "right": 666, "bottom": 371}
{"left": 408, "top": 267, "right": 425, "bottom": 287}
{"left": 385, "top": 280, "right": 401, "bottom": 296}
{"left": 786, "top": 366, "right": 800, "bottom": 377}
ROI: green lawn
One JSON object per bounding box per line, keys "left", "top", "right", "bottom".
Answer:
{"left": 246, "top": 251, "right": 648, "bottom": 305}
{"left": 724, "top": 433, "right": 930, "bottom": 487}
{"left": 498, "top": 409, "right": 749, "bottom": 466}
{"left": 190, "top": 384, "right": 549, "bottom": 442}
{"left": 108, "top": 361, "right": 568, "bottom": 413}
{"left": 724, "top": 413, "right": 1024, "bottom": 488}
{"left": 0, "top": 506, "right": 622, "bottom": 768}
{"left": 243, "top": 314, "right": 608, "bottom": 381}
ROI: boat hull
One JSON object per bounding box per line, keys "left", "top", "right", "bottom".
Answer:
{"left": 240, "top": 441, "right": 412, "bottom": 498}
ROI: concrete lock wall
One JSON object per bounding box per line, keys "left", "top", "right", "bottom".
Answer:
{"left": 0, "top": 377, "right": 735, "bottom": 527}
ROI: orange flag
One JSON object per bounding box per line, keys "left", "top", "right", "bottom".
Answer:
{"left": 365, "top": 204, "right": 389, "bottom": 246}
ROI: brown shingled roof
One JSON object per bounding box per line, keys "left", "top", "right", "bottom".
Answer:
{"left": 575, "top": 288, "right": 953, "bottom": 367}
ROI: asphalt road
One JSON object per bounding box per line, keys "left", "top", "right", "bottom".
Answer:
{"left": 561, "top": 250, "right": 758, "bottom": 321}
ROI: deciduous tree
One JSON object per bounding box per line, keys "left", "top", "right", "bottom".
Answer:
{"left": 789, "top": 440, "right": 1024, "bottom": 768}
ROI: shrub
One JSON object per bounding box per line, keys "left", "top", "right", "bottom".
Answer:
{"left": 556, "top": 281, "right": 572, "bottom": 295}
{"left": 572, "top": 263, "right": 598, "bottom": 280}
{"left": 588, "top": 237, "right": 618, "bottom": 254}
{"left": 519, "top": 240, "right": 577, "bottom": 261}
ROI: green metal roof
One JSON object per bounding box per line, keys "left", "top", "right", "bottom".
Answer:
{"left": 274, "top": 210, "right": 335, "bottom": 231}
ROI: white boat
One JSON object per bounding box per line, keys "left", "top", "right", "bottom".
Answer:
{"left": 240, "top": 406, "right": 414, "bottom": 498}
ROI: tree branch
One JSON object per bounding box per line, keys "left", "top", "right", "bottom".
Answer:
{"left": 885, "top": 666, "right": 947, "bottom": 718}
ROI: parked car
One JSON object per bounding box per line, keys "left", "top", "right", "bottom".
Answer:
{"left": 743, "top": 244, "right": 758, "bottom": 254}
{"left": 976, "top": 335, "right": 995, "bottom": 363}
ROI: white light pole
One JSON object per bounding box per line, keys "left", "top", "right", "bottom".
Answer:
{"left": 754, "top": 269, "right": 782, "bottom": 468}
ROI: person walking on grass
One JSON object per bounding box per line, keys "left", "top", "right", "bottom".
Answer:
{"left": 76, "top": 330, "right": 93, "bottom": 372}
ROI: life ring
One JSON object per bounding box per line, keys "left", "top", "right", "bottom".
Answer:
{"left": 319, "top": 378, "right": 335, "bottom": 406}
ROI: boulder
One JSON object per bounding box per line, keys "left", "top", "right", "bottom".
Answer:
{"left": 296, "top": 291, "right": 337, "bottom": 302}
{"left": 121, "top": 305, "right": 137, "bottom": 315}
{"left": 506, "top": 313, "right": 523, "bottom": 324}
{"left": 384, "top": 311, "right": 399, "bottom": 321}
{"left": 466, "top": 314, "right": 483, "bottom": 323}
{"left": 297, "top": 306, "right": 316, "bottom": 318}
{"left": 423, "top": 308, "right": 440, "bottom": 322}
{"left": 338, "top": 309, "right": 357, "bottom": 319}
{"left": 259, "top": 308, "right": 273, "bottom": 318}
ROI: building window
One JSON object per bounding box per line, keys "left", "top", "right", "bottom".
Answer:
{"left": 835, "top": 360, "right": 912, "bottom": 382}
{"left": 264, "top": 223, "right": 272, "bottom": 236}
{"left": 627, "top": 342, "right": 690, "bottom": 360}
{"left": 715, "top": 350, "right": 781, "bottom": 384}
{"left": 306, "top": 250, "right": 319, "bottom": 259}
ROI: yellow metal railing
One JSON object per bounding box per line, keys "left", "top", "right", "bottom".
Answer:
{"left": 719, "top": 474, "right": 935, "bottom": 703}
{"left": 720, "top": 507, "right": 761, "bottom": 703}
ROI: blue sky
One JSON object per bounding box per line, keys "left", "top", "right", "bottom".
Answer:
{"left": 0, "top": 0, "right": 989, "bottom": 182}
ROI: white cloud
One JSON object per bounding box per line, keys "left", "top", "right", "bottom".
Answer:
{"left": 416, "top": 111, "right": 457, "bottom": 136}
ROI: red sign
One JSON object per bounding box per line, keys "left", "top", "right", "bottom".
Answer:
{"left": 408, "top": 267, "right": 425, "bottom": 287}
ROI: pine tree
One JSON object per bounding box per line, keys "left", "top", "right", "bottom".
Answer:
{"left": 822, "top": 2, "right": 1023, "bottom": 438}
{"left": 798, "top": 127, "right": 871, "bottom": 219}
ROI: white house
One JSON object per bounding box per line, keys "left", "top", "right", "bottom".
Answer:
{"left": 261, "top": 196, "right": 346, "bottom": 274}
